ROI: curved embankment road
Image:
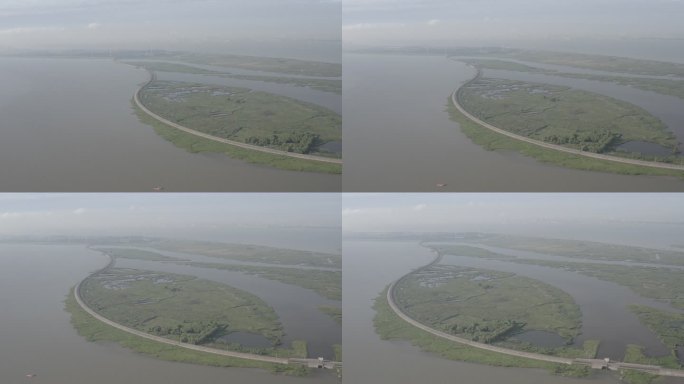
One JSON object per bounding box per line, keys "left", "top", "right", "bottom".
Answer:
{"left": 386, "top": 247, "right": 684, "bottom": 377}
{"left": 133, "top": 70, "right": 342, "bottom": 165}
{"left": 451, "top": 66, "right": 684, "bottom": 171}
{"left": 73, "top": 256, "right": 288, "bottom": 366}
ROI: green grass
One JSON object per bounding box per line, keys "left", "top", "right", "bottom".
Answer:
{"left": 372, "top": 287, "right": 588, "bottom": 375}
{"left": 80, "top": 268, "right": 288, "bottom": 353}
{"left": 319, "top": 306, "right": 342, "bottom": 324}
{"left": 139, "top": 81, "right": 341, "bottom": 156}
{"left": 176, "top": 261, "right": 342, "bottom": 301}
{"left": 448, "top": 97, "right": 684, "bottom": 178}
{"left": 150, "top": 240, "right": 341, "bottom": 269}
{"left": 133, "top": 100, "right": 341, "bottom": 174}
{"left": 65, "top": 288, "right": 308, "bottom": 375}
{"left": 629, "top": 305, "right": 684, "bottom": 361}
{"left": 95, "top": 247, "right": 183, "bottom": 261}
{"left": 428, "top": 244, "right": 513, "bottom": 259}
{"left": 473, "top": 234, "right": 684, "bottom": 266}
{"left": 460, "top": 57, "right": 684, "bottom": 101}
{"left": 124, "top": 61, "right": 341, "bottom": 93}
{"left": 394, "top": 265, "right": 581, "bottom": 343}
{"left": 459, "top": 78, "right": 678, "bottom": 156}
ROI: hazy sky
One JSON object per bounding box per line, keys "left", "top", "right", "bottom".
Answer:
{"left": 342, "top": 193, "right": 684, "bottom": 247}
{"left": 343, "top": 0, "right": 684, "bottom": 50}
{"left": 0, "top": 193, "right": 341, "bottom": 239}
{"left": 0, "top": 0, "right": 341, "bottom": 60}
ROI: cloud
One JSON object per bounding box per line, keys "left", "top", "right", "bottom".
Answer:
{"left": 342, "top": 208, "right": 364, "bottom": 216}
{"left": 87, "top": 22, "right": 101, "bottom": 29}
{"left": 72, "top": 208, "right": 86, "bottom": 215}
{"left": 427, "top": 19, "right": 440, "bottom": 26}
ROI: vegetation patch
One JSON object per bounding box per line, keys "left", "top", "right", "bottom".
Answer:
{"left": 175, "top": 261, "right": 342, "bottom": 301}
{"left": 629, "top": 305, "right": 684, "bottom": 365}
{"left": 133, "top": 100, "right": 341, "bottom": 174}
{"left": 448, "top": 97, "right": 684, "bottom": 178}
{"left": 459, "top": 78, "right": 679, "bottom": 159}
{"left": 79, "top": 268, "right": 306, "bottom": 358}
{"left": 139, "top": 81, "right": 341, "bottom": 157}
{"left": 319, "top": 306, "right": 342, "bottom": 325}
{"left": 65, "top": 288, "right": 308, "bottom": 375}
{"left": 149, "top": 240, "right": 341, "bottom": 269}
{"left": 372, "top": 287, "right": 592, "bottom": 376}
{"left": 394, "top": 265, "right": 581, "bottom": 345}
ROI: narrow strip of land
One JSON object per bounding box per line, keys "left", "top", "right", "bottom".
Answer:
{"left": 452, "top": 66, "right": 684, "bottom": 171}
{"left": 73, "top": 256, "right": 341, "bottom": 368}
{"left": 133, "top": 71, "right": 342, "bottom": 165}
{"left": 386, "top": 247, "right": 684, "bottom": 377}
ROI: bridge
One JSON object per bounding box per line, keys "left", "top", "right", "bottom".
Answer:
{"left": 387, "top": 248, "right": 684, "bottom": 378}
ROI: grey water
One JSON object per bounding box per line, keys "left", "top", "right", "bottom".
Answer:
{"left": 0, "top": 244, "right": 336, "bottom": 384}
{"left": 114, "top": 257, "right": 341, "bottom": 360}
{"left": 342, "top": 53, "right": 684, "bottom": 191}
{"left": 343, "top": 240, "right": 621, "bottom": 384}
{"left": 0, "top": 57, "right": 339, "bottom": 191}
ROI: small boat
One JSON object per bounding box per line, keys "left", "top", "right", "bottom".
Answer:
{"left": 25, "top": 373, "right": 37, "bottom": 378}
{"left": 152, "top": 186, "right": 165, "bottom": 192}
{"left": 436, "top": 183, "right": 447, "bottom": 188}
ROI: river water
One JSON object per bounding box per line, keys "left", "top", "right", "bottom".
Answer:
{"left": 0, "top": 244, "right": 336, "bottom": 383}
{"left": 0, "top": 57, "right": 339, "bottom": 191}
{"left": 343, "top": 240, "right": 623, "bottom": 384}
{"left": 343, "top": 53, "right": 684, "bottom": 191}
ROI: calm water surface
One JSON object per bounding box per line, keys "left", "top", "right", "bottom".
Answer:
{"left": 343, "top": 53, "right": 684, "bottom": 191}
{"left": 0, "top": 244, "right": 336, "bottom": 384}
{"left": 0, "top": 57, "right": 339, "bottom": 191}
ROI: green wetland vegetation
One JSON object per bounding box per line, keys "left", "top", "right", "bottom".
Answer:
{"left": 373, "top": 287, "right": 592, "bottom": 378}
{"left": 138, "top": 81, "right": 341, "bottom": 157}
{"left": 125, "top": 61, "right": 341, "bottom": 94}
{"left": 394, "top": 265, "right": 583, "bottom": 349}
{"left": 149, "top": 240, "right": 341, "bottom": 269}
{"left": 79, "top": 268, "right": 298, "bottom": 355}
{"left": 459, "top": 77, "right": 679, "bottom": 159}
{"left": 65, "top": 289, "right": 306, "bottom": 375}
{"left": 447, "top": 97, "right": 684, "bottom": 178}
{"left": 133, "top": 102, "right": 341, "bottom": 174}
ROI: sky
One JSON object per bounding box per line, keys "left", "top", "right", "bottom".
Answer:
{"left": 0, "top": 0, "right": 341, "bottom": 60}
{"left": 343, "top": 0, "right": 684, "bottom": 57}
{"left": 0, "top": 193, "right": 341, "bottom": 241}
{"left": 342, "top": 193, "right": 684, "bottom": 248}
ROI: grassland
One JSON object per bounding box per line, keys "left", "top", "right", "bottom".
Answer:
{"left": 79, "top": 268, "right": 308, "bottom": 358}
{"left": 471, "top": 235, "right": 684, "bottom": 267}
{"left": 124, "top": 61, "right": 341, "bottom": 94}
{"left": 373, "top": 287, "right": 592, "bottom": 377}
{"left": 460, "top": 58, "right": 684, "bottom": 100}
{"left": 448, "top": 97, "right": 684, "bottom": 178}
{"left": 139, "top": 81, "right": 341, "bottom": 157}
{"left": 156, "top": 52, "right": 342, "bottom": 77}
{"left": 394, "top": 265, "right": 581, "bottom": 344}
{"left": 150, "top": 240, "right": 341, "bottom": 269}
{"left": 319, "top": 306, "right": 342, "bottom": 325}
{"left": 459, "top": 78, "right": 679, "bottom": 157}
{"left": 629, "top": 306, "right": 684, "bottom": 357}
{"left": 175, "top": 261, "right": 341, "bottom": 301}
{"left": 65, "top": 288, "right": 308, "bottom": 375}
{"left": 428, "top": 244, "right": 514, "bottom": 259}
{"left": 95, "top": 247, "right": 183, "bottom": 261}
{"left": 132, "top": 100, "right": 341, "bottom": 174}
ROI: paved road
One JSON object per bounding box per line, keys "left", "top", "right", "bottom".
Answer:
{"left": 386, "top": 247, "right": 684, "bottom": 377}
{"left": 133, "top": 71, "right": 342, "bottom": 165}
{"left": 452, "top": 67, "right": 684, "bottom": 171}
